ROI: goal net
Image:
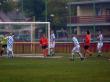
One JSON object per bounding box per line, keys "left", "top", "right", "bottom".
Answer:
{"left": 0, "top": 22, "right": 50, "bottom": 57}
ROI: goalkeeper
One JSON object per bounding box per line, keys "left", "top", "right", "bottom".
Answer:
{"left": 39, "top": 34, "right": 48, "bottom": 57}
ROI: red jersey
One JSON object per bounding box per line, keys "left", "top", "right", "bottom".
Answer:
{"left": 85, "top": 34, "right": 91, "bottom": 46}
{"left": 39, "top": 37, "right": 48, "bottom": 46}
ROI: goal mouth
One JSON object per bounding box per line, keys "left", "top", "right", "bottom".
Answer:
{"left": 0, "top": 22, "right": 51, "bottom": 55}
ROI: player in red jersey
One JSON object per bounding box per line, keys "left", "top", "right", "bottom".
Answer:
{"left": 39, "top": 34, "right": 48, "bottom": 57}
{"left": 84, "top": 30, "right": 92, "bottom": 57}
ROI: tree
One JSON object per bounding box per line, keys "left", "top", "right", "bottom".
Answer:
{"left": 19, "top": 0, "right": 45, "bottom": 21}
{"left": 0, "top": 0, "right": 16, "bottom": 12}
{"left": 45, "top": 0, "right": 68, "bottom": 26}
{"left": 46, "top": 0, "right": 88, "bottom": 27}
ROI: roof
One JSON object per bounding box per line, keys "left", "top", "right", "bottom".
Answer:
{"left": 68, "top": 0, "right": 110, "bottom": 5}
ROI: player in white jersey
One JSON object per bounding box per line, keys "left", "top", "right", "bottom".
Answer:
{"left": 7, "top": 33, "right": 14, "bottom": 58}
{"left": 71, "top": 35, "right": 84, "bottom": 61}
{"left": 50, "top": 30, "right": 55, "bottom": 56}
{"left": 97, "top": 31, "right": 103, "bottom": 56}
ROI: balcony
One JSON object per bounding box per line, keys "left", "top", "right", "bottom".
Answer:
{"left": 67, "top": 15, "right": 110, "bottom": 24}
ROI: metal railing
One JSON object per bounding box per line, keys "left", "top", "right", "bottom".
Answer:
{"left": 67, "top": 15, "right": 110, "bottom": 24}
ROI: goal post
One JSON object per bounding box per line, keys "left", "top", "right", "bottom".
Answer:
{"left": 0, "top": 22, "right": 51, "bottom": 56}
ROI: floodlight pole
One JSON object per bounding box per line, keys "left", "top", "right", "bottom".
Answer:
{"left": 93, "top": 0, "right": 96, "bottom": 41}
{"left": 69, "top": 2, "right": 72, "bottom": 39}
{"left": 45, "top": 0, "right": 48, "bottom": 22}
{"left": 21, "top": 0, "right": 24, "bottom": 15}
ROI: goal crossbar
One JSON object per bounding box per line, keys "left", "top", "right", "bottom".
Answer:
{"left": 0, "top": 22, "right": 50, "bottom": 25}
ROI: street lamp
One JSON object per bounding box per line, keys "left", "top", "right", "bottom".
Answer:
{"left": 21, "top": 0, "right": 23, "bottom": 14}
{"left": 67, "top": 1, "right": 72, "bottom": 38}
{"left": 50, "top": 14, "right": 54, "bottom": 17}
{"left": 49, "top": 14, "right": 55, "bottom": 27}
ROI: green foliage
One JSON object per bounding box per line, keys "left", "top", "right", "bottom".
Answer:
{"left": 0, "top": 0, "right": 16, "bottom": 12}
{"left": 20, "top": 0, "right": 45, "bottom": 21}
{"left": 44, "top": 0, "right": 68, "bottom": 26}
{"left": 44, "top": 0, "right": 83, "bottom": 26}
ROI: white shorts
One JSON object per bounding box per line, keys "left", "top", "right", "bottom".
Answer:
{"left": 7, "top": 47, "right": 13, "bottom": 55}
{"left": 72, "top": 45, "right": 80, "bottom": 53}
{"left": 7, "top": 46, "right": 13, "bottom": 51}
{"left": 50, "top": 42, "right": 55, "bottom": 48}
{"left": 97, "top": 42, "right": 103, "bottom": 49}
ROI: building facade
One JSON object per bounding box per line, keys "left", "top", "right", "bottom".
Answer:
{"left": 67, "top": 0, "right": 110, "bottom": 41}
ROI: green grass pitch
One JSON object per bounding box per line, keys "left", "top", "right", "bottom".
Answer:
{"left": 0, "top": 53, "right": 110, "bottom": 82}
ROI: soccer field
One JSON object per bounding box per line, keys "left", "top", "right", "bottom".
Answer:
{"left": 0, "top": 54, "right": 110, "bottom": 82}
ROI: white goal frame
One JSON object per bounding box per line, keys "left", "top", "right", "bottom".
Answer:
{"left": 0, "top": 22, "right": 51, "bottom": 55}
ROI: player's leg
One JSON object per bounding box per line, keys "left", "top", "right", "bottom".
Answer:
{"left": 43, "top": 45, "right": 48, "bottom": 57}
{"left": 52, "top": 42, "right": 55, "bottom": 55}
{"left": 8, "top": 51, "right": 12, "bottom": 58}
{"left": 84, "top": 45, "right": 87, "bottom": 58}
{"left": 78, "top": 52, "right": 84, "bottom": 60}
{"left": 97, "top": 43, "right": 101, "bottom": 53}
{"left": 83, "top": 45, "right": 89, "bottom": 57}
{"left": 76, "top": 45, "right": 84, "bottom": 60}
{"left": 0, "top": 45, "right": 4, "bottom": 56}
{"left": 0, "top": 49, "right": 4, "bottom": 56}
{"left": 50, "top": 47, "right": 53, "bottom": 56}
{"left": 71, "top": 47, "right": 76, "bottom": 60}
{"left": 10, "top": 50, "right": 14, "bottom": 58}
{"left": 4, "top": 45, "right": 7, "bottom": 55}
{"left": 50, "top": 43, "right": 53, "bottom": 56}
{"left": 50, "top": 43, "right": 52, "bottom": 54}
{"left": 41, "top": 46, "right": 45, "bottom": 57}
{"left": 42, "top": 49, "right": 46, "bottom": 58}
{"left": 84, "top": 45, "right": 92, "bottom": 58}
{"left": 45, "top": 48, "right": 48, "bottom": 57}
{"left": 50, "top": 42, "right": 55, "bottom": 56}
{"left": 100, "top": 43, "right": 103, "bottom": 54}
{"left": 7, "top": 49, "right": 10, "bottom": 58}
{"left": 97, "top": 43, "right": 103, "bottom": 56}
{"left": 86, "top": 49, "right": 92, "bottom": 56}
{"left": 50, "top": 48, "right": 54, "bottom": 56}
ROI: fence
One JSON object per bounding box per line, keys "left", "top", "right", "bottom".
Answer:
{"left": 13, "top": 42, "right": 110, "bottom": 54}
{"left": 68, "top": 15, "right": 110, "bottom": 24}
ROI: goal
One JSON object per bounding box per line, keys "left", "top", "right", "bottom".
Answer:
{"left": 0, "top": 22, "right": 50, "bottom": 56}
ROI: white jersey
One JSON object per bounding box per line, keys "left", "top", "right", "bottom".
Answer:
{"left": 72, "top": 37, "right": 79, "bottom": 46}
{"left": 97, "top": 34, "right": 103, "bottom": 50}
{"left": 50, "top": 33, "right": 55, "bottom": 48}
{"left": 7, "top": 36, "right": 14, "bottom": 51}
{"left": 98, "top": 34, "right": 103, "bottom": 43}
{"left": 50, "top": 33, "right": 55, "bottom": 42}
